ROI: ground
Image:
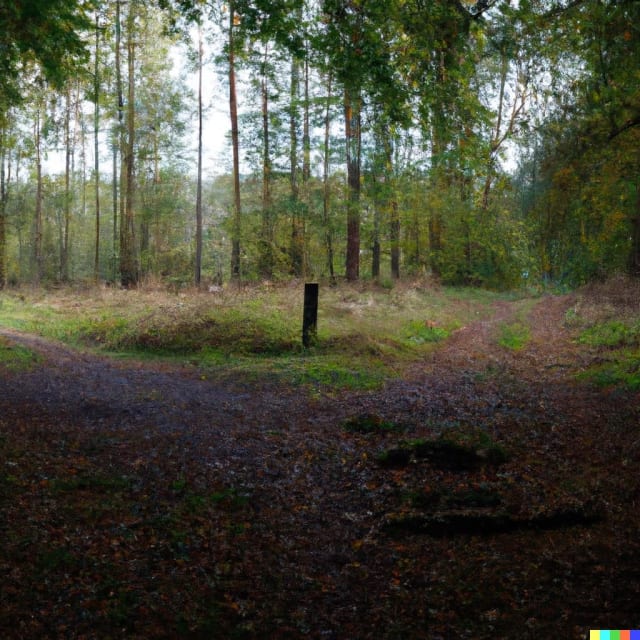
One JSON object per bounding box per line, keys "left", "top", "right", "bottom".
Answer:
{"left": 0, "top": 289, "right": 639, "bottom": 639}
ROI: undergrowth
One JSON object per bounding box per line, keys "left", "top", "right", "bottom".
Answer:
{"left": 567, "top": 276, "right": 640, "bottom": 391}
{"left": 0, "top": 282, "right": 498, "bottom": 391}
{"left": 0, "top": 336, "right": 40, "bottom": 372}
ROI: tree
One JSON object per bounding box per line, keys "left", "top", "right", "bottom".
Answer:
{"left": 195, "top": 25, "right": 204, "bottom": 286}
{"left": 0, "top": 0, "right": 90, "bottom": 288}
{"left": 0, "top": 0, "right": 90, "bottom": 107}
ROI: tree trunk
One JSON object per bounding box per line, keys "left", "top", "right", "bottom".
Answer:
{"left": 289, "top": 56, "right": 303, "bottom": 276}
{"left": 323, "top": 73, "right": 335, "bottom": 284}
{"left": 120, "top": 2, "right": 138, "bottom": 287}
{"left": 258, "top": 44, "right": 274, "bottom": 279}
{"left": 34, "top": 105, "right": 43, "bottom": 284}
{"left": 344, "top": 87, "right": 361, "bottom": 281}
{"left": 229, "top": 1, "right": 242, "bottom": 281}
{"left": 0, "top": 122, "right": 6, "bottom": 289}
{"left": 382, "top": 131, "right": 400, "bottom": 279}
{"left": 113, "top": 0, "right": 123, "bottom": 284}
{"left": 62, "top": 87, "right": 72, "bottom": 282}
{"left": 94, "top": 10, "right": 101, "bottom": 282}
{"left": 195, "top": 26, "right": 203, "bottom": 286}
{"left": 372, "top": 199, "right": 381, "bottom": 279}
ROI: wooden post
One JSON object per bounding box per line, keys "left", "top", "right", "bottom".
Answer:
{"left": 302, "top": 282, "right": 319, "bottom": 348}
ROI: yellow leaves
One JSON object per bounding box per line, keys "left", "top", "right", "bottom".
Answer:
{"left": 551, "top": 166, "right": 578, "bottom": 193}
{"left": 351, "top": 539, "right": 365, "bottom": 551}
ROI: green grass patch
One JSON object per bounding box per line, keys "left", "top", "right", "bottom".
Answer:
{"left": 577, "top": 349, "right": 640, "bottom": 391}
{"left": 497, "top": 321, "right": 530, "bottom": 350}
{"left": 578, "top": 320, "right": 640, "bottom": 348}
{"left": 0, "top": 336, "right": 41, "bottom": 371}
{"left": 403, "top": 320, "right": 450, "bottom": 345}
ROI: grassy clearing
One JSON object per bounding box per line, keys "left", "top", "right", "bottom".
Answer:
{"left": 0, "top": 281, "right": 500, "bottom": 391}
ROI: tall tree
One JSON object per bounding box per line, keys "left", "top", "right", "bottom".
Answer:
{"left": 0, "top": 113, "right": 8, "bottom": 289}
{"left": 93, "top": 9, "right": 102, "bottom": 282}
{"left": 228, "top": 0, "right": 243, "bottom": 281}
{"left": 195, "top": 25, "right": 204, "bottom": 286}
{"left": 319, "top": 0, "right": 408, "bottom": 280}
{"left": 119, "top": 0, "right": 139, "bottom": 287}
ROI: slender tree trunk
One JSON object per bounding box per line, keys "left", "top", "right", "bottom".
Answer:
{"left": 258, "top": 43, "right": 273, "bottom": 279}
{"left": 381, "top": 131, "right": 400, "bottom": 279}
{"left": 34, "top": 105, "right": 43, "bottom": 284}
{"left": 344, "top": 87, "right": 361, "bottom": 281}
{"left": 94, "top": 11, "right": 101, "bottom": 282}
{"left": 0, "top": 122, "right": 6, "bottom": 289}
{"left": 289, "top": 56, "right": 303, "bottom": 276}
{"left": 302, "top": 56, "right": 311, "bottom": 185}
{"left": 323, "top": 73, "right": 335, "bottom": 283}
{"left": 229, "top": 1, "right": 242, "bottom": 281}
{"left": 372, "top": 196, "right": 380, "bottom": 279}
{"left": 195, "top": 25, "right": 203, "bottom": 286}
{"left": 113, "top": 0, "right": 123, "bottom": 284}
{"left": 62, "top": 87, "right": 72, "bottom": 282}
{"left": 120, "top": 3, "right": 138, "bottom": 287}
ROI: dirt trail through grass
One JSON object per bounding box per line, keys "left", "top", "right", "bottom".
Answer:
{"left": 1, "top": 293, "right": 639, "bottom": 639}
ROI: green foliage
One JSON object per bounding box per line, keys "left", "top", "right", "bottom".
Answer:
{"left": 0, "top": 336, "right": 40, "bottom": 371}
{"left": 579, "top": 352, "right": 640, "bottom": 392}
{"left": 497, "top": 321, "right": 530, "bottom": 351}
{"left": 0, "top": 0, "right": 91, "bottom": 105}
{"left": 403, "top": 320, "right": 449, "bottom": 344}
{"left": 578, "top": 320, "right": 640, "bottom": 349}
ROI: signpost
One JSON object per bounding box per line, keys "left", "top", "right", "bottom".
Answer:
{"left": 302, "top": 283, "right": 319, "bottom": 348}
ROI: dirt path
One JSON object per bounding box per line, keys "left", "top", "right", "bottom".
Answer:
{"left": 1, "top": 295, "right": 639, "bottom": 639}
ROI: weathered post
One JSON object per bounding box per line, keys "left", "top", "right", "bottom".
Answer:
{"left": 302, "top": 282, "right": 319, "bottom": 348}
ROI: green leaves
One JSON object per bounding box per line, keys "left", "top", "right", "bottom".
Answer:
{"left": 0, "top": 0, "right": 92, "bottom": 105}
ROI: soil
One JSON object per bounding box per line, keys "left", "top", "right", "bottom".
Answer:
{"left": 1, "top": 293, "right": 639, "bottom": 639}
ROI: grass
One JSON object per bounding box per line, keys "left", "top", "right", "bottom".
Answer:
{"left": 495, "top": 297, "right": 537, "bottom": 351}
{"left": 497, "top": 321, "right": 530, "bottom": 350}
{"left": 0, "top": 336, "right": 41, "bottom": 371}
{"left": 0, "top": 281, "right": 499, "bottom": 392}
{"left": 565, "top": 276, "right": 640, "bottom": 391}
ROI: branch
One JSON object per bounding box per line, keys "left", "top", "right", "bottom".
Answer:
{"left": 608, "top": 115, "right": 640, "bottom": 142}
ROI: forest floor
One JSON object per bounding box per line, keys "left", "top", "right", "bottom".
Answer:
{"left": 1, "top": 282, "right": 639, "bottom": 639}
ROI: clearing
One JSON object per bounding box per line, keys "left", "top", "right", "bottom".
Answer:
{"left": 1, "top": 281, "right": 639, "bottom": 639}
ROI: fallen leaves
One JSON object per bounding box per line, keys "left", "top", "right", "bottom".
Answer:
{"left": 1, "top": 293, "right": 640, "bottom": 638}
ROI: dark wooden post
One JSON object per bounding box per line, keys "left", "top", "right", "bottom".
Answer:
{"left": 302, "top": 282, "right": 319, "bottom": 348}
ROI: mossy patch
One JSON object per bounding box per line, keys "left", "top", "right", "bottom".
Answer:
{"left": 0, "top": 336, "right": 41, "bottom": 372}
{"left": 343, "top": 413, "right": 405, "bottom": 434}
{"left": 376, "top": 429, "right": 508, "bottom": 471}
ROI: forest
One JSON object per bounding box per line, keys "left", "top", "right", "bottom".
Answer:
{"left": 2, "top": 3, "right": 640, "bottom": 637}
{"left": 1, "top": 0, "right": 639, "bottom": 291}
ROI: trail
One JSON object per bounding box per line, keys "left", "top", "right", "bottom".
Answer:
{"left": 1, "top": 294, "right": 639, "bottom": 639}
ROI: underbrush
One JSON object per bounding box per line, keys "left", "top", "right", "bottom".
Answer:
{"left": 0, "top": 280, "right": 498, "bottom": 391}
{"left": 566, "top": 275, "right": 640, "bottom": 391}
{"left": 0, "top": 336, "right": 40, "bottom": 372}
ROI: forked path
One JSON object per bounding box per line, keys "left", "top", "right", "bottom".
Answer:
{"left": 0, "top": 293, "right": 632, "bottom": 459}
{"left": 1, "top": 294, "right": 639, "bottom": 639}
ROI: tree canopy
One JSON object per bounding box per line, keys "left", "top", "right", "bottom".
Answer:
{"left": 0, "top": 0, "right": 638, "bottom": 289}
{"left": 0, "top": 0, "right": 92, "bottom": 106}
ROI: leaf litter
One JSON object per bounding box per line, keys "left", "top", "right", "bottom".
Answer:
{"left": 1, "top": 290, "right": 639, "bottom": 638}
